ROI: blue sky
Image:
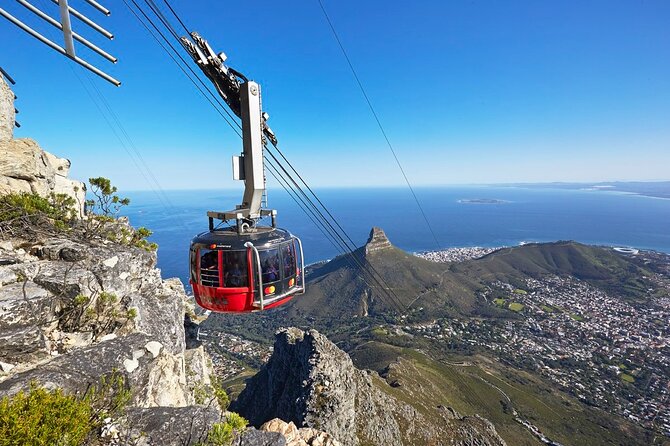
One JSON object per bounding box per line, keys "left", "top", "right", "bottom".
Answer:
{"left": 2, "top": 0, "right": 669, "bottom": 190}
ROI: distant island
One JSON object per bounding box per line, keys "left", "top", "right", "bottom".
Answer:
{"left": 496, "top": 181, "right": 670, "bottom": 200}
{"left": 458, "top": 198, "right": 508, "bottom": 204}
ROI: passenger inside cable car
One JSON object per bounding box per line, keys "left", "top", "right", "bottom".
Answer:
{"left": 200, "top": 250, "right": 219, "bottom": 286}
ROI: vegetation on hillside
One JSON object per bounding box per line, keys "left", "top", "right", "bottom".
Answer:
{"left": 208, "top": 240, "right": 667, "bottom": 445}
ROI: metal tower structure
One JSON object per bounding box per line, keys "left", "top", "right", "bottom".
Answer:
{"left": 181, "top": 32, "right": 277, "bottom": 234}
{"left": 0, "top": 0, "right": 119, "bottom": 86}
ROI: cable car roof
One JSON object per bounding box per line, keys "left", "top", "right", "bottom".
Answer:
{"left": 191, "top": 226, "right": 295, "bottom": 250}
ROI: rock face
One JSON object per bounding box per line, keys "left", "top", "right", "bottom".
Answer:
{"left": 0, "top": 229, "right": 244, "bottom": 445}
{"left": 232, "top": 328, "right": 507, "bottom": 446}
{"left": 0, "top": 76, "right": 14, "bottom": 142}
{"left": 0, "top": 78, "right": 85, "bottom": 217}
{"left": 0, "top": 224, "right": 296, "bottom": 445}
{"left": 0, "top": 237, "right": 199, "bottom": 406}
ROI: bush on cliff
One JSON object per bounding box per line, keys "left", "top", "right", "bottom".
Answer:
{"left": 201, "top": 412, "right": 248, "bottom": 446}
{"left": 0, "top": 177, "right": 156, "bottom": 251}
{"left": 0, "top": 192, "right": 77, "bottom": 235}
{"left": 0, "top": 372, "right": 130, "bottom": 446}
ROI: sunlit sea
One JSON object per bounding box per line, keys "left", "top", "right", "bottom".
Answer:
{"left": 120, "top": 186, "right": 670, "bottom": 286}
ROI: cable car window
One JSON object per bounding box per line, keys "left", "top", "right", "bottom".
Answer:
{"left": 259, "top": 248, "right": 280, "bottom": 283}
{"left": 190, "top": 248, "right": 197, "bottom": 282}
{"left": 200, "top": 249, "right": 219, "bottom": 287}
{"left": 281, "top": 242, "right": 297, "bottom": 278}
{"left": 223, "top": 250, "right": 248, "bottom": 287}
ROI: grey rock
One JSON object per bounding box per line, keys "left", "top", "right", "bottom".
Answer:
{"left": 129, "top": 280, "right": 186, "bottom": 356}
{"left": 33, "top": 239, "right": 89, "bottom": 262}
{"left": 0, "top": 265, "right": 18, "bottom": 285}
{"left": 185, "top": 346, "right": 214, "bottom": 406}
{"left": 0, "top": 332, "right": 150, "bottom": 396}
{"left": 0, "top": 332, "right": 189, "bottom": 408}
{"left": 123, "top": 405, "right": 220, "bottom": 446}
{"left": 0, "top": 138, "right": 55, "bottom": 194}
{"left": 0, "top": 281, "right": 56, "bottom": 328}
{"left": 31, "top": 260, "right": 101, "bottom": 300}
{"left": 0, "top": 324, "right": 48, "bottom": 362}
{"left": 235, "top": 429, "right": 286, "bottom": 446}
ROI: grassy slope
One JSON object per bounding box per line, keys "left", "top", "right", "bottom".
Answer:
{"left": 351, "top": 342, "right": 659, "bottom": 446}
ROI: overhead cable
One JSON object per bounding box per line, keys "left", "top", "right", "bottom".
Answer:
{"left": 316, "top": 0, "right": 442, "bottom": 250}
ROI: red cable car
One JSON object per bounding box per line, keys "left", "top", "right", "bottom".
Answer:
{"left": 182, "top": 32, "right": 306, "bottom": 312}
{"left": 190, "top": 227, "right": 304, "bottom": 312}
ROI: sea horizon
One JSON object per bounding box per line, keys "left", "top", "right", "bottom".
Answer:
{"left": 120, "top": 185, "right": 670, "bottom": 286}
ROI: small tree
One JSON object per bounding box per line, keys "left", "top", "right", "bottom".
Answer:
{"left": 86, "top": 177, "right": 130, "bottom": 218}
{"left": 82, "top": 177, "right": 157, "bottom": 251}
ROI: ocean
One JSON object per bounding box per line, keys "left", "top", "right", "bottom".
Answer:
{"left": 120, "top": 186, "right": 670, "bottom": 286}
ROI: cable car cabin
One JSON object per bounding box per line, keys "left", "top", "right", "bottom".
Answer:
{"left": 190, "top": 227, "right": 305, "bottom": 312}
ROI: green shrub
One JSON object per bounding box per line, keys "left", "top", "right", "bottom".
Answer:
{"left": 0, "top": 384, "right": 91, "bottom": 446}
{"left": 206, "top": 413, "right": 248, "bottom": 446}
{"left": 0, "top": 373, "right": 129, "bottom": 446}
{"left": 0, "top": 192, "right": 76, "bottom": 233}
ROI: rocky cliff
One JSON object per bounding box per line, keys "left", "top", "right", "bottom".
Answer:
{"left": 0, "top": 232, "right": 228, "bottom": 442}
{"left": 232, "top": 328, "right": 507, "bottom": 446}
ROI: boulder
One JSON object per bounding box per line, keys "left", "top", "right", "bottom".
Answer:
{"left": 260, "top": 418, "right": 341, "bottom": 446}
{"left": 0, "top": 139, "right": 55, "bottom": 193}
{"left": 32, "top": 238, "right": 89, "bottom": 262}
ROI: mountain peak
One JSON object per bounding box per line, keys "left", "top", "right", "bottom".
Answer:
{"left": 365, "top": 227, "right": 392, "bottom": 255}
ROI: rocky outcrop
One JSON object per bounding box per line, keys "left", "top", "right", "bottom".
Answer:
{"left": 232, "top": 328, "right": 507, "bottom": 446}
{"left": 0, "top": 78, "right": 85, "bottom": 217}
{"left": 365, "top": 227, "right": 393, "bottom": 255}
{"left": 0, "top": 227, "right": 238, "bottom": 444}
{"left": 0, "top": 236, "right": 201, "bottom": 404}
